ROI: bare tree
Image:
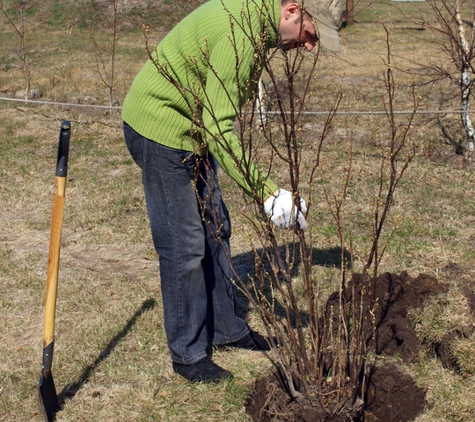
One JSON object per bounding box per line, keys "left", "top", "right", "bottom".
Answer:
{"left": 83, "top": 0, "right": 122, "bottom": 107}
{"left": 0, "top": 0, "right": 41, "bottom": 100}
{"left": 454, "top": 0, "right": 475, "bottom": 159}
{"left": 417, "top": 0, "right": 475, "bottom": 160}
{"left": 342, "top": 0, "right": 378, "bottom": 25}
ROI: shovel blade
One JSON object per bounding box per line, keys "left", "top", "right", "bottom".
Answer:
{"left": 38, "top": 370, "right": 59, "bottom": 422}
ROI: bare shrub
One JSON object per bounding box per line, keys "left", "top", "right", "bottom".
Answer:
{"left": 143, "top": 5, "right": 418, "bottom": 419}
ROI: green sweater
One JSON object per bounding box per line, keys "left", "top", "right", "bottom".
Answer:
{"left": 122, "top": 0, "right": 280, "bottom": 199}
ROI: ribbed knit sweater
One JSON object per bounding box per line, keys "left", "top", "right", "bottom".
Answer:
{"left": 122, "top": 0, "right": 280, "bottom": 199}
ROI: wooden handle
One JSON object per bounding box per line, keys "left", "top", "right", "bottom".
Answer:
{"left": 43, "top": 176, "right": 66, "bottom": 348}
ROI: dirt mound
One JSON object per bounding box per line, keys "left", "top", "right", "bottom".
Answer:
{"left": 364, "top": 363, "right": 426, "bottom": 422}
{"left": 368, "top": 271, "right": 448, "bottom": 362}
{"left": 246, "top": 272, "right": 448, "bottom": 422}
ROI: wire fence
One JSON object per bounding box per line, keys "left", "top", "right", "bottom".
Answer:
{"left": 1, "top": 95, "right": 474, "bottom": 116}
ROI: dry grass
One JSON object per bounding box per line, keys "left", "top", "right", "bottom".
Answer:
{"left": 1, "top": 0, "right": 475, "bottom": 421}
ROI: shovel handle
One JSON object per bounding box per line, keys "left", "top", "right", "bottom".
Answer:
{"left": 43, "top": 121, "right": 70, "bottom": 351}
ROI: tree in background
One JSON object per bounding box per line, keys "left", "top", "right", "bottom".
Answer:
{"left": 417, "top": 0, "right": 475, "bottom": 160}
{"left": 82, "top": 0, "right": 122, "bottom": 107}
{"left": 0, "top": 0, "right": 42, "bottom": 100}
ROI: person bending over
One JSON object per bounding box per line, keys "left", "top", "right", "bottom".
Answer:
{"left": 122, "top": 0, "right": 340, "bottom": 383}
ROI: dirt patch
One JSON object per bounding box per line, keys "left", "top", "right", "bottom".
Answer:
{"left": 246, "top": 362, "right": 426, "bottom": 422}
{"left": 369, "top": 272, "right": 448, "bottom": 363}
{"left": 364, "top": 363, "right": 426, "bottom": 422}
{"left": 246, "top": 271, "right": 449, "bottom": 422}
{"left": 246, "top": 371, "right": 330, "bottom": 422}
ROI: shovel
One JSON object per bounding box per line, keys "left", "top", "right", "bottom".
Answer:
{"left": 38, "top": 121, "right": 71, "bottom": 422}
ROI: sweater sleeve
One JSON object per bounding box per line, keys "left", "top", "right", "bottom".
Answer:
{"left": 200, "top": 32, "right": 278, "bottom": 200}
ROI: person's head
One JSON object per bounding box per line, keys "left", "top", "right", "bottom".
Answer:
{"left": 278, "top": 0, "right": 341, "bottom": 52}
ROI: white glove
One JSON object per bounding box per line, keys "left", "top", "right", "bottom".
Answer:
{"left": 264, "top": 189, "right": 308, "bottom": 230}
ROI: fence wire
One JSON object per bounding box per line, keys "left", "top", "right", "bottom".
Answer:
{"left": 1, "top": 96, "right": 474, "bottom": 116}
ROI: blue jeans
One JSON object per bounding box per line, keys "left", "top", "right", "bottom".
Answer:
{"left": 123, "top": 122, "right": 249, "bottom": 364}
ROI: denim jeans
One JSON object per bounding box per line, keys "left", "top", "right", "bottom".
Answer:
{"left": 123, "top": 122, "right": 249, "bottom": 364}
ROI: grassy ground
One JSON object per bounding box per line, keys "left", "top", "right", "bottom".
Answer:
{"left": 1, "top": 0, "right": 475, "bottom": 421}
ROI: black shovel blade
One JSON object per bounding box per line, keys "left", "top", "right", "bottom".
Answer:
{"left": 38, "top": 368, "right": 59, "bottom": 421}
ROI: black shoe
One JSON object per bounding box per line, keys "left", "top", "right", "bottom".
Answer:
{"left": 172, "top": 357, "right": 233, "bottom": 383}
{"left": 217, "top": 330, "right": 273, "bottom": 351}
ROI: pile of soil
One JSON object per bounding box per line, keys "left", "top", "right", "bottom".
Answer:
{"left": 246, "top": 271, "right": 450, "bottom": 422}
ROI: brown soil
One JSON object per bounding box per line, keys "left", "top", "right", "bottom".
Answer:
{"left": 246, "top": 271, "right": 449, "bottom": 422}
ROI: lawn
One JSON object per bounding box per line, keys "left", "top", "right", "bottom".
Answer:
{"left": 1, "top": 0, "right": 475, "bottom": 421}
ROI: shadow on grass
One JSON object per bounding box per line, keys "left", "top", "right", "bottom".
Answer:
{"left": 437, "top": 118, "right": 465, "bottom": 155}
{"left": 232, "top": 245, "right": 351, "bottom": 327}
{"left": 232, "top": 244, "right": 351, "bottom": 281}
{"left": 53, "top": 246, "right": 346, "bottom": 416}
{"left": 56, "top": 298, "right": 157, "bottom": 412}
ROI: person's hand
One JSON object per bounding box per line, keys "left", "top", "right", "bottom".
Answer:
{"left": 264, "top": 189, "right": 308, "bottom": 230}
